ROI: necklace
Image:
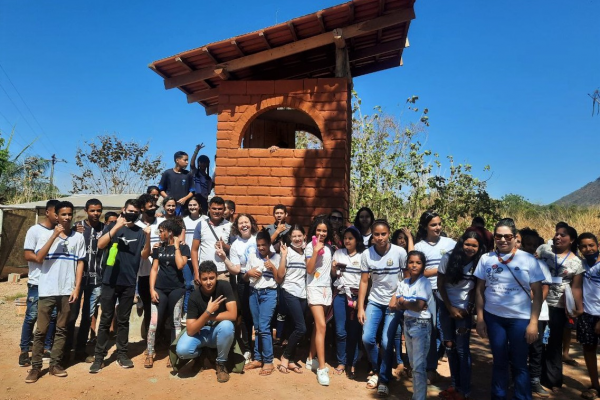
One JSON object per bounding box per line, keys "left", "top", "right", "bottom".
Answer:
{"left": 496, "top": 247, "right": 516, "bottom": 265}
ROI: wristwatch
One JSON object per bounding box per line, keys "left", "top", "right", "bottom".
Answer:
{"left": 205, "top": 310, "right": 215, "bottom": 316}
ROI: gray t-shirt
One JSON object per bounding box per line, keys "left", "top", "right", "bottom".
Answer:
{"left": 265, "top": 223, "right": 291, "bottom": 244}
{"left": 536, "top": 244, "right": 584, "bottom": 308}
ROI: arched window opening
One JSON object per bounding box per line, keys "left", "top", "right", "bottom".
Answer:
{"left": 241, "top": 107, "right": 323, "bottom": 149}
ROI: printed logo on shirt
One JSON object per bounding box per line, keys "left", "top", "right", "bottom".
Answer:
{"left": 352, "top": 261, "right": 360, "bottom": 267}
{"left": 181, "top": 179, "right": 187, "bottom": 186}
{"left": 486, "top": 264, "right": 504, "bottom": 283}
{"left": 119, "top": 237, "right": 138, "bottom": 245}
{"left": 441, "top": 249, "right": 447, "bottom": 255}
{"left": 386, "top": 258, "right": 393, "bottom": 266}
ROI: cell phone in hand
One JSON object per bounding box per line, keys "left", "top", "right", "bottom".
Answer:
{"left": 336, "top": 262, "right": 347, "bottom": 271}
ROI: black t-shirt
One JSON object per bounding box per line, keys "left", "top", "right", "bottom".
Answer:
{"left": 187, "top": 280, "right": 235, "bottom": 320}
{"left": 153, "top": 244, "right": 191, "bottom": 291}
{"left": 159, "top": 168, "right": 193, "bottom": 201}
{"left": 101, "top": 223, "right": 147, "bottom": 287}
{"left": 75, "top": 220, "right": 105, "bottom": 286}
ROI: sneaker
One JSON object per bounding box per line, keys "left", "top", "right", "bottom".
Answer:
{"left": 49, "top": 364, "right": 68, "bottom": 377}
{"left": 305, "top": 357, "right": 318, "bottom": 371}
{"left": 42, "top": 350, "right": 51, "bottom": 362}
{"left": 85, "top": 355, "right": 95, "bottom": 363}
{"left": 427, "top": 370, "right": 438, "bottom": 385}
{"left": 117, "top": 355, "right": 134, "bottom": 369}
{"left": 89, "top": 360, "right": 103, "bottom": 373}
{"left": 136, "top": 296, "right": 143, "bottom": 309}
{"left": 19, "top": 351, "right": 31, "bottom": 367}
{"left": 377, "top": 383, "right": 389, "bottom": 397}
{"left": 244, "top": 351, "right": 252, "bottom": 365}
{"left": 532, "top": 381, "right": 550, "bottom": 398}
{"left": 216, "top": 363, "right": 230, "bottom": 383}
{"left": 317, "top": 367, "right": 330, "bottom": 386}
{"left": 25, "top": 368, "right": 41, "bottom": 383}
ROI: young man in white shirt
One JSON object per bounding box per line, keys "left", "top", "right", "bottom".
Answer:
{"left": 191, "top": 196, "right": 231, "bottom": 283}
{"left": 26, "top": 201, "right": 86, "bottom": 383}
{"left": 19, "top": 200, "right": 59, "bottom": 367}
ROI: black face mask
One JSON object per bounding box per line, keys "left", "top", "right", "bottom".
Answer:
{"left": 144, "top": 209, "right": 157, "bottom": 217}
{"left": 124, "top": 212, "right": 139, "bottom": 223}
{"left": 584, "top": 251, "right": 599, "bottom": 266}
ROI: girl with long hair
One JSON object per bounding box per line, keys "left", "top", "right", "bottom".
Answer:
{"left": 353, "top": 207, "right": 375, "bottom": 246}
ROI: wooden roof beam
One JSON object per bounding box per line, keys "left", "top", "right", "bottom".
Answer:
{"left": 187, "top": 88, "right": 220, "bottom": 104}
{"left": 333, "top": 28, "right": 346, "bottom": 49}
{"left": 378, "top": 0, "right": 386, "bottom": 16}
{"left": 205, "top": 105, "right": 218, "bottom": 116}
{"left": 175, "top": 57, "right": 193, "bottom": 72}
{"left": 231, "top": 40, "right": 245, "bottom": 57}
{"left": 353, "top": 56, "right": 401, "bottom": 77}
{"left": 287, "top": 22, "right": 298, "bottom": 42}
{"left": 163, "top": 8, "right": 415, "bottom": 89}
{"left": 347, "top": 3, "right": 355, "bottom": 23}
{"left": 202, "top": 47, "right": 219, "bottom": 64}
{"left": 317, "top": 12, "right": 326, "bottom": 33}
{"left": 258, "top": 32, "right": 271, "bottom": 49}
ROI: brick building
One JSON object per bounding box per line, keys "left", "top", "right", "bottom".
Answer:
{"left": 150, "top": 0, "right": 415, "bottom": 227}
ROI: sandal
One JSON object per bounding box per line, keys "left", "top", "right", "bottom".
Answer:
{"left": 244, "top": 360, "right": 262, "bottom": 370}
{"left": 366, "top": 374, "right": 379, "bottom": 389}
{"left": 377, "top": 383, "right": 389, "bottom": 397}
{"left": 288, "top": 363, "right": 303, "bottom": 374}
{"left": 144, "top": 354, "right": 154, "bottom": 368}
{"left": 563, "top": 358, "right": 579, "bottom": 366}
{"left": 439, "top": 386, "right": 456, "bottom": 399}
{"left": 277, "top": 364, "right": 290, "bottom": 374}
{"left": 259, "top": 367, "right": 274, "bottom": 376}
{"left": 582, "top": 387, "right": 599, "bottom": 400}
{"left": 333, "top": 366, "right": 345, "bottom": 375}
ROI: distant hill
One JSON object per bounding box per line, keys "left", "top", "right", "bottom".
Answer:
{"left": 554, "top": 178, "right": 600, "bottom": 206}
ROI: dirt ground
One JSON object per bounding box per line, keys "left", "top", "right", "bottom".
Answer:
{"left": 0, "top": 279, "right": 593, "bottom": 400}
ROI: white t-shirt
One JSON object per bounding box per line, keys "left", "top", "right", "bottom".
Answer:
{"left": 183, "top": 215, "right": 205, "bottom": 247}
{"left": 230, "top": 235, "right": 257, "bottom": 273}
{"left": 305, "top": 242, "right": 333, "bottom": 288}
{"left": 333, "top": 248, "right": 362, "bottom": 295}
{"left": 537, "top": 259, "right": 553, "bottom": 321}
{"left": 361, "top": 244, "right": 407, "bottom": 306}
{"left": 37, "top": 231, "right": 86, "bottom": 297}
{"left": 415, "top": 236, "right": 457, "bottom": 290}
{"left": 23, "top": 224, "right": 54, "bottom": 286}
{"left": 362, "top": 234, "right": 372, "bottom": 247}
{"left": 583, "top": 258, "right": 600, "bottom": 316}
{"left": 397, "top": 275, "right": 432, "bottom": 319}
{"left": 246, "top": 249, "right": 280, "bottom": 290}
{"left": 136, "top": 217, "right": 165, "bottom": 277}
{"left": 437, "top": 251, "right": 476, "bottom": 309}
{"left": 281, "top": 248, "right": 307, "bottom": 299}
{"left": 193, "top": 218, "right": 232, "bottom": 272}
{"left": 473, "top": 249, "right": 545, "bottom": 319}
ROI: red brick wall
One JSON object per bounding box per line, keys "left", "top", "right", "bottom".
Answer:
{"left": 214, "top": 79, "right": 351, "bottom": 229}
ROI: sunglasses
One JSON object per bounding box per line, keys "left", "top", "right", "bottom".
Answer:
{"left": 494, "top": 234, "right": 514, "bottom": 241}
{"left": 329, "top": 216, "right": 343, "bottom": 222}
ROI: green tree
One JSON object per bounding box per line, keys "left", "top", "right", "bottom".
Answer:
{"left": 350, "top": 92, "right": 499, "bottom": 237}
{"left": 72, "top": 134, "right": 164, "bottom": 194}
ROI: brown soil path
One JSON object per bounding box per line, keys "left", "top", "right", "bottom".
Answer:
{"left": 0, "top": 279, "right": 592, "bottom": 400}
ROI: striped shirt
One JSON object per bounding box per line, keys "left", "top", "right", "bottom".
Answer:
{"left": 415, "top": 236, "right": 457, "bottom": 290}
{"left": 361, "top": 244, "right": 407, "bottom": 306}
{"left": 37, "top": 231, "right": 86, "bottom": 297}
{"left": 282, "top": 248, "right": 307, "bottom": 298}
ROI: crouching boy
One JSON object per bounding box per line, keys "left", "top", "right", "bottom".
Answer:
{"left": 175, "top": 261, "right": 237, "bottom": 382}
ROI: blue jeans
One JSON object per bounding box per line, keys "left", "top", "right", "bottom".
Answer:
{"left": 333, "top": 292, "right": 361, "bottom": 367}
{"left": 176, "top": 320, "right": 235, "bottom": 363}
{"left": 361, "top": 301, "right": 403, "bottom": 384}
{"left": 19, "top": 284, "right": 56, "bottom": 352}
{"left": 66, "top": 283, "right": 102, "bottom": 352}
{"left": 404, "top": 317, "right": 431, "bottom": 400}
{"left": 249, "top": 287, "right": 277, "bottom": 363}
{"left": 182, "top": 262, "right": 195, "bottom": 314}
{"left": 439, "top": 305, "right": 472, "bottom": 397}
{"left": 484, "top": 311, "right": 532, "bottom": 400}
{"left": 426, "top": 295, "right": 444, "bottom": 370}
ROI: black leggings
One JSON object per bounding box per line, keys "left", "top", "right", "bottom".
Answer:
{"left": 281, "top": 289, "right": 307, "bottom": 362}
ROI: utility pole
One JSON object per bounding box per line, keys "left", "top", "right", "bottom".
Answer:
{"left": 46, "top": 154, "right": 67, "bottom": 198}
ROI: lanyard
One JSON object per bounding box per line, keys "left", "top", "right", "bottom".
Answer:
{"left": 553, "top": 251, "right": 570, "bottom": 277}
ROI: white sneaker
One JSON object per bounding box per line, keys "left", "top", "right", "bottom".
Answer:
{"left": 244, "top": 352, "right": 252, "bottom": 365}
{"left": 317, "top": 367, "right": 330, "bottom": 386}
{"left": 305, "top": 357, "right": 318, "bottom": 371}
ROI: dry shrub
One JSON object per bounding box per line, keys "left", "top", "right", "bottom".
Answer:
{"left": 511, "top": 206, "right": 600, "bottom": 241}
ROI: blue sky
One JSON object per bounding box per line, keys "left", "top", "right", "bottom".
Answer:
{"left": 1, "top": 0, "right": 598, "bottom": 204}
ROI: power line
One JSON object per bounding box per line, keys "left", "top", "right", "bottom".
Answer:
{"left": 0, "top": 63, "right": 61, "bottom": 155}
{"left": 0, "top": 80, "right": 39, "bottom": 140}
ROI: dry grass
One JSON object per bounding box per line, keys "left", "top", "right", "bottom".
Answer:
{"left": 510, "top": 206, "right": 600, "bottom": 241}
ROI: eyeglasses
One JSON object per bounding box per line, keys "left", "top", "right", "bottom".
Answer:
{"left": 494, "top": 234, "right": 514, "bottom": 241}
{"left": 329, "top": 216, "right": 343, "bottom": 222}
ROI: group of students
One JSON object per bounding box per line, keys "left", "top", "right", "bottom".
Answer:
{"left": 16, "top": 148, "right": 600, "bottom": 400}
